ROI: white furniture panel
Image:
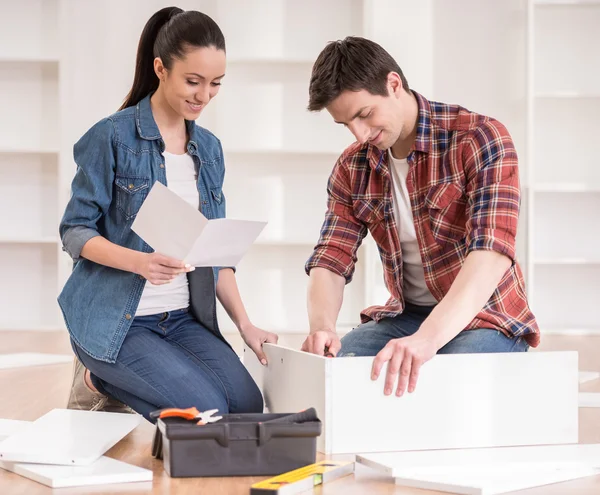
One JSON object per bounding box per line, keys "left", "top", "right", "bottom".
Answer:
{"left": 357, "top": 444, "right": 600, "bottom": 476}
{"left": 391, "top": 467, "right": 600, "bottom": 495}
{"left": 0, "top": 409, "right": 140, "bottom": 465}
{"left": 0, "top": 457, "right": 152, "bottom": 489}
{"left": 247, "top": 344, "right": 578, "bottom": 454}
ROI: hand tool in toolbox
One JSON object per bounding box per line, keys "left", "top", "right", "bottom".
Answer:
{"left": 149, "top": 407, "right": 222, "bottom": 425}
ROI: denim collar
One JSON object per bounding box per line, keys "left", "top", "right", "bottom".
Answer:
{"left": 135, "top": 93, "right": 199, "bottom": 153}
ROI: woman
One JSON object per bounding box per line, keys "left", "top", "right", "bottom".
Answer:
{"left": 59, "top": 7, "right": 277, "bottom": 421}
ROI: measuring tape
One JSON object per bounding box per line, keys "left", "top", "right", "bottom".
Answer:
{"left": 250, "top": 460, "right": 354, "bottom": 494}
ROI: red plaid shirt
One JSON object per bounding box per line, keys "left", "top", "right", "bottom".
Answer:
{"left": 306, "top": 92, "right": 539, "bottom": 347}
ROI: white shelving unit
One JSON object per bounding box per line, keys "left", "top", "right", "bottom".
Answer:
{"left": 527, "top": 0, "right": 600, "bottom": 335}
{"left": 0, "top": 1, "right": 62, "bottom": 331}
{"left": 206, "top": 0, "right": 365, "bottom": 332}
{"left": 8, "top": 0, "right": 588, "bottom": 339}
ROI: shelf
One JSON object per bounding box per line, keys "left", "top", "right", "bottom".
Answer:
{"left": 0, "top": 324, "right": 64, "bottom": 332}
{"left": 227, "top": 58, "right": 315, "bottom": 65}
{"left": 535, "top": 258, "right": 600, "bottom": 265}
{"left": 0, "top": 56, "right": 58, "bottom": 64}
{"left": 542, "top": 328, "right": 600, "bottom": 336}
{"left": 224, "top": 149, "right": 342, "bottom": 157}
{"left": 535, "top": 0, "right": 600, "bottom": 5}
{"left": 533, "top": 183, "right": 600, "bottom": 192}
{"left": 255, "top": 239, "right": 317, "bottom": 247}
{"left": 0, "top": 237, "right": 59, "bottom": 245}
{"left": 218, "top": 323, "right": 356, "bottom": 335}
{"left": 535, "top": 92, "right": 600, "bottom": 98}
{"left": 0, "top": 148, "right": 59, "bottom": 156}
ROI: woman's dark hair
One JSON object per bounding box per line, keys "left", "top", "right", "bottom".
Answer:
{"left": 120, "top": 7, "right": 225, "bottom": 110}
{"left": 308, "top": 36, "right": 409, "bottom": 112}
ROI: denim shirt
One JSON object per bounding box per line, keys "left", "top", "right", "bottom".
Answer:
{"left": 58, "top": 94, "right": 227, "bottom": 363}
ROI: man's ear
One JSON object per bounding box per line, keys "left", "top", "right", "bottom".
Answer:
{"left": 387, "top": 72, "right": 403, "bottom": 97}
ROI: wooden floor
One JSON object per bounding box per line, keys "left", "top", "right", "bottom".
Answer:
{"left": 2, "top": 330, "right": 600, "bottom": 494}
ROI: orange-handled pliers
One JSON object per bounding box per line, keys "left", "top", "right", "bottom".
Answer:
{"left": 149, "top": 407, "right": 223, "bottom": 425}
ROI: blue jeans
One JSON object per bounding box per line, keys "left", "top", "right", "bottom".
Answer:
{"left": 71, "top": 308, "right": 263, "bottom": 422}
{"left": 338, "top": 303, "right": 529, "bottom": 357}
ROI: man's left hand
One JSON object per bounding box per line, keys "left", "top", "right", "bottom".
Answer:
{"left": 371, "top": 334, "right": 437, "bottom": 396}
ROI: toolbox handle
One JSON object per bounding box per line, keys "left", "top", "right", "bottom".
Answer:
{"left": 258, "top": 421, "right": 322, "bottom": 446}
{"left": 159, "top": 423, "right": 231, "bottom": 447}
{"left": 261, "top": 408, "right": 319, "bottom": 425}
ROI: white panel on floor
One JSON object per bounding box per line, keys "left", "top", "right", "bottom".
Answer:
{"left": 0, "top": 409, "right": 140, "bottom": 465}
{"left": 0, "top": 456, "right": 152, "bottom": 488}
{"left": 0, "top": 353, "right": 71, "bottom": 370}
{"left": 247, "top": 345, "right": 578, "bottom": 454}
{"left": 579, "top": 371, "right": 600, "bottom": 384}
{"left": 393, "top": 466, "right": 600, "bottom": 495}
{"left": 579, "top": 393, "right": 600, "bottom": 408}
{"left": 0, "top": 419, "right": 30, "bottom": 441}
{"left": 357, "top": 444, "right": 600, "bottom": 476}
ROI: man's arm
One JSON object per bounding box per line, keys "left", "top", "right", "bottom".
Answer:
{"left": 372, "top": 118, "right": 521, "bottom": 395}
{"left": 302, "top": 158, "right": 368, "bottom": 356}
{"left": 302, "top": 267, "right": 346, "bottom": 356}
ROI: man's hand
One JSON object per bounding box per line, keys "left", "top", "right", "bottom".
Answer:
{"left": 301, "top": 330, "right": 342, "bottom": 357}
{"left": 371, "top": 333, "right": 437, "bottom": 396}
{"left": 241, "top": 324, "right": 279, "bottom": 366}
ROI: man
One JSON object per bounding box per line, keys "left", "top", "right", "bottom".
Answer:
{"left": 301, "top": 37, "right": 539, "bottom": 397}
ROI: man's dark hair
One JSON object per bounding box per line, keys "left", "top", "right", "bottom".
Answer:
{"left": 308, "top": 36, "right": 410, "bottom": 112}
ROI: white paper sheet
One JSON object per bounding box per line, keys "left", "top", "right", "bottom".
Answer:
{"left": 131, "top": 181, "right": 266, "bottom": 266}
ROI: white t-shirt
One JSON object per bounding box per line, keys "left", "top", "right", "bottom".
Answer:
{"left": 388, "top": 150, "right": 437, "bottom": 306}
{"left": 135, "top": 151, "right": 199, "bottom": 316}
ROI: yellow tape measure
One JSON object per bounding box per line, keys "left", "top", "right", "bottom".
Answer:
{"left": 250, "top": 460, "right": 354, "bottom": 494}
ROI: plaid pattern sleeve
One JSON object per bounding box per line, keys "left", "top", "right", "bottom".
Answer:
{"left": 463, "top": 119, "right": 521, "bottom": 262}
{"left": 305, "top": 157, "right": 368, "bottom": 283}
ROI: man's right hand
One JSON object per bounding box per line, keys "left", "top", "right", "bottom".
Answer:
{"left": 301, "top": 330, "right": 342, "bottom": 357}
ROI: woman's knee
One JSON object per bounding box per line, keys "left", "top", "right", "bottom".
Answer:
{"left": 232, "top": 377, "right": 264, "bottom": 413}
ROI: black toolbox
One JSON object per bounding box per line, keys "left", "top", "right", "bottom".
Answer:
{"left": 152, "top": 411, "right": 322, "bottom": 477}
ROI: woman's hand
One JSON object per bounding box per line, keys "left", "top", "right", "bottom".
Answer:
{"left": 240, "top": 323, "right": 279, "bottom": 365}
{"left": 136, "top": 252, "right": 194, "bottom": 285}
